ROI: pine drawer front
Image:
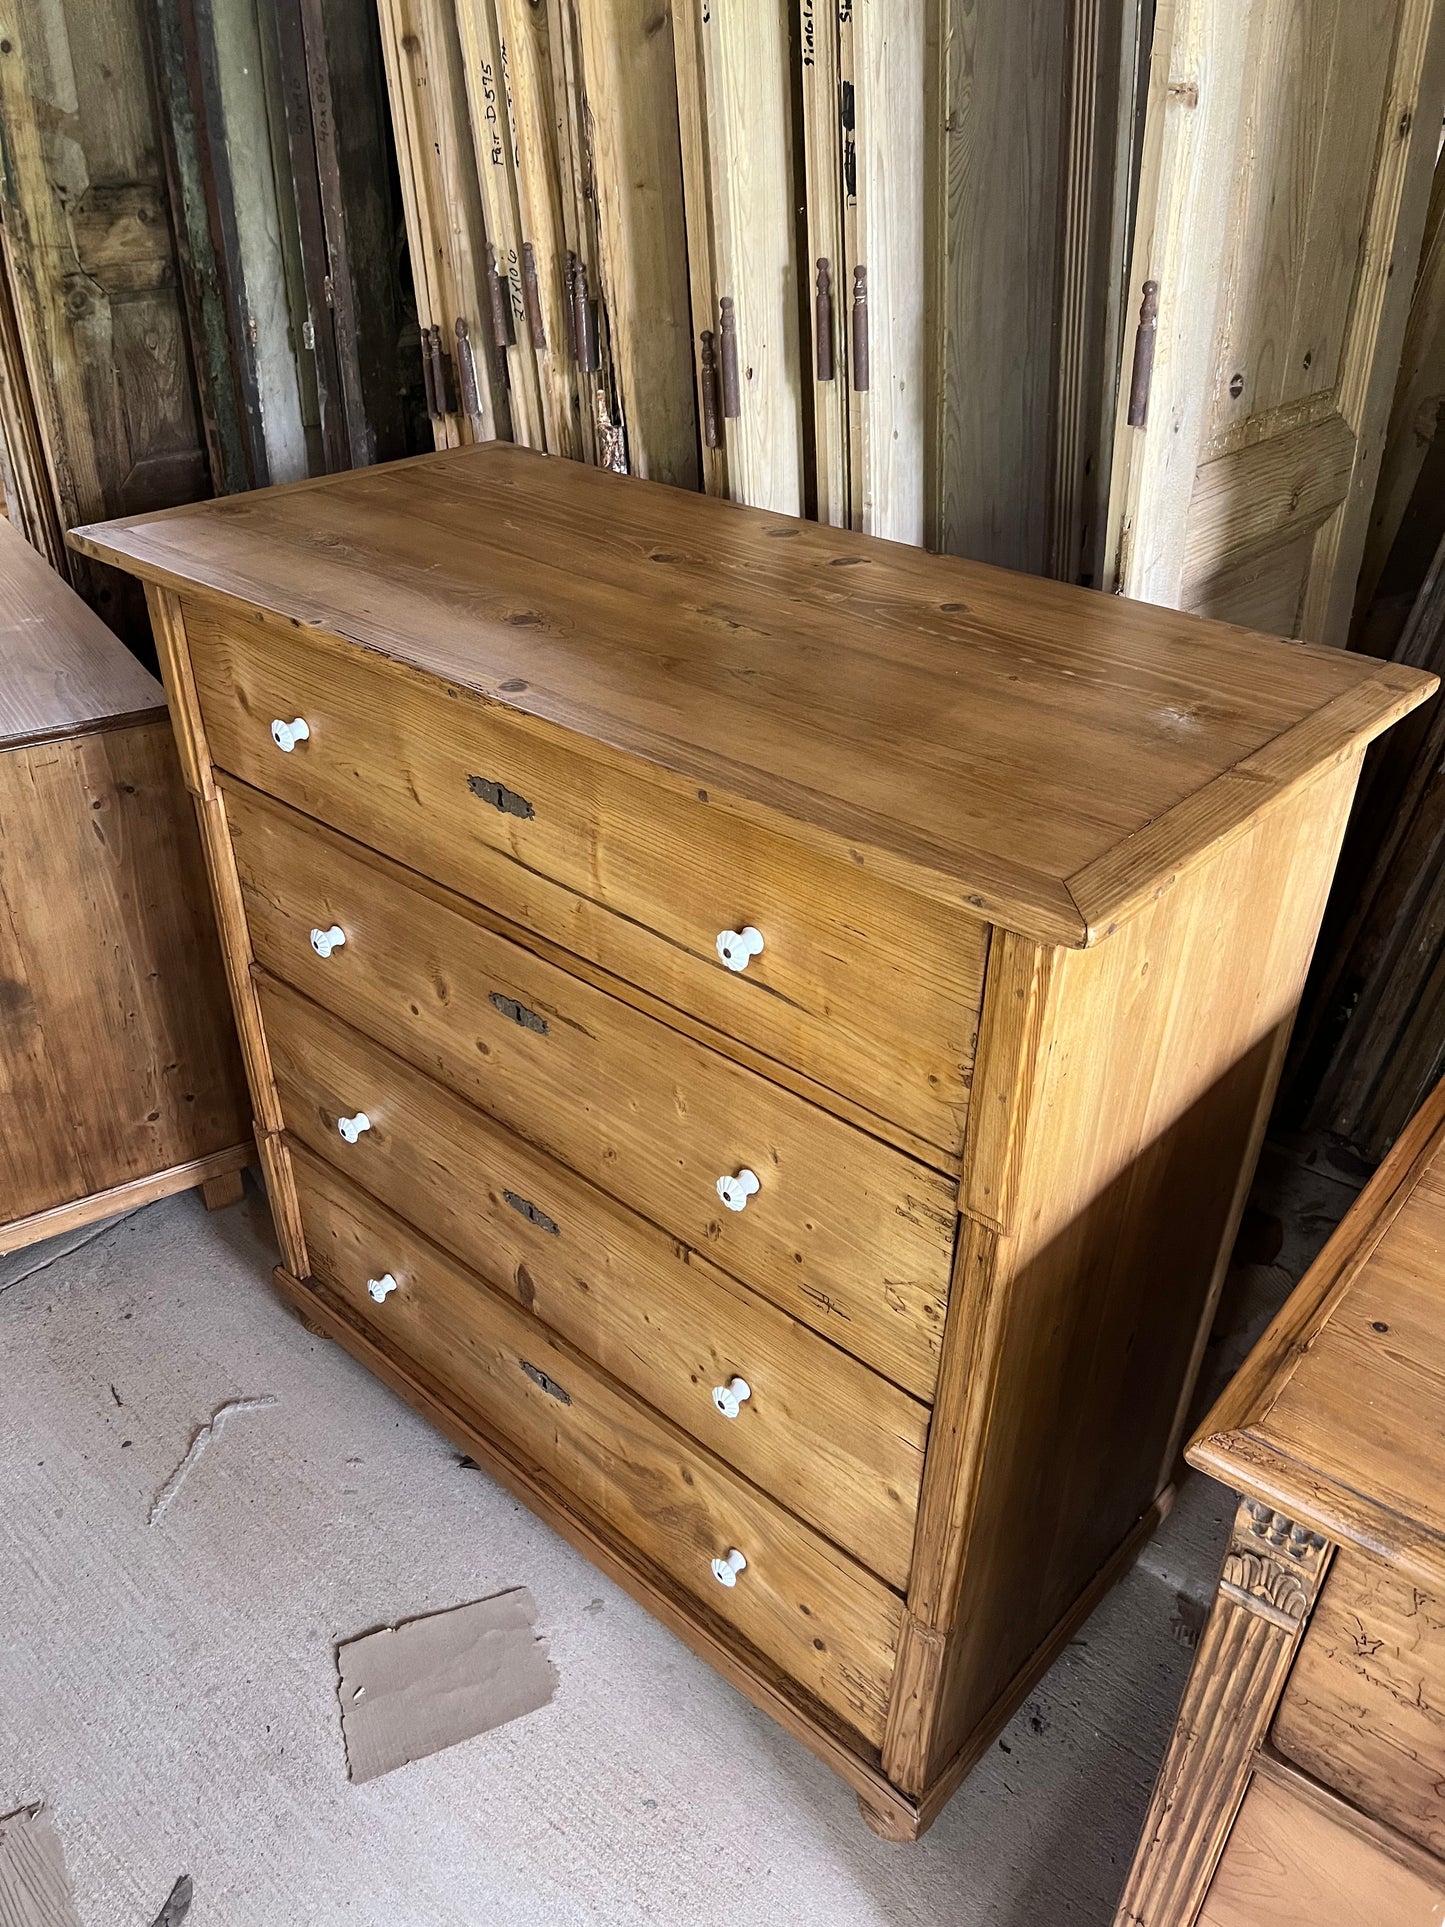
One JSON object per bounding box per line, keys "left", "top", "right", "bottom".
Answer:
{"left": 1197, "top": 1770, "right": 1445, "bottom": 1927}
{"left": 259, "top": 974, "right": 929, "bottom": 1587}
{"left": 229, "top": 785, "right": 956, "bottom": 1399}
{"left": 1272, "top": 1552, "right": 1445, "bottom": 1859}
{"left": 291, "top": 1144, "right": 903, "bottom": 1744}
{"left": 185, "top": 599, "right": 982, "bottom": 1161}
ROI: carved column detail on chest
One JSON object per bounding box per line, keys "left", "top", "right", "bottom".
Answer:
{"left": 1220, "top": 1501, "right": 1330, "bottom": 1631}
{"left": 1113, "top": 1500, "right": 1336, "bottom": 1927}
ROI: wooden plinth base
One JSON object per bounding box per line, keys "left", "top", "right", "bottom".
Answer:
{"left": 0, "top": 1142, "right": 254, "bottom": 1258}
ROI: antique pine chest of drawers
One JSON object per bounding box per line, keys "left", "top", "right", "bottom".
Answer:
{"left": 1115, "top": 1074, "right": 1445, "bottom": 1925}
{"left": 72, "top": 445, "right": 1435, "bottom": 1839}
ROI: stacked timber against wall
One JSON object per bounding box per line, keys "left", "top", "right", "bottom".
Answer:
{"left": 9, "top": 0, "right": 1437, "bottom": 626}
{"left": 377, "top": 0, "right": 1146, "bottom": 571}
{"left": 380, "top": 0, "right": 1445, "bottom": 613}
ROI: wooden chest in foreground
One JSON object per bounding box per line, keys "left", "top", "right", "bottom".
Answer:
{"left": 1116, "top": 1074, "right": 1445, "bottom": 1923}
{"left": 0, "top": 521, "right": 249, "bottom": 1255}
{"left": 73, "top": 446, "right": 1434, "bottom": 1838}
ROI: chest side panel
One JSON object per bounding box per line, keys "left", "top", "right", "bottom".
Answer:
{"left": 902, "top": 750, "right": 1364, "bottom": 1787}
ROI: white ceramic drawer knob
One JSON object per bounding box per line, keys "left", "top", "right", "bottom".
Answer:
{"left": 712, "top": 1375, "right": 752, "bottom": 1420}
{"left": 271, "top": 716, "right": 311, "bottom": 752}
{"left": 710, "top": 1547, "right": 747, "bottom": 1588}
{"left": 367, "top": 1272, "right": 398, "bottom": 1304}
{"left": 716, "top": 1168, "right": 760, "bottom": 1213}
{"left": 716, "top": 925, "right": 764, "bottom": 972}
{"left": 337, "top": 1111, "right": 371, "bottom": 1145}
{"left": 310, "top": 924, "right": 346, "bottom": 958}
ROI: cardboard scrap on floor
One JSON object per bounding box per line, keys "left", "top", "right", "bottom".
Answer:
{"left": 0, "top": 1804, "right": 83, "bottom": 1927}
{"left": 0, "top": 1804, "right": 190, "bottom": 1927}
{"left": 336, "top": 1589, "right": 557, "bottom": 1785}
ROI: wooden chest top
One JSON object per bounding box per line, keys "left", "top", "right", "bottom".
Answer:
{"left": 70, "top": 444, "right": 1434, "bottom": 947}
{"left": 0, "top": 518, "right": 163, "bottom": 749}
{"left": 1193, "top": 1076, "right": 1445, "bottom": 1596}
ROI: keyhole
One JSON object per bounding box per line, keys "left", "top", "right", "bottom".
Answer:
{"left": 1228, "top": 372, "right": 1245, "bottom": 399}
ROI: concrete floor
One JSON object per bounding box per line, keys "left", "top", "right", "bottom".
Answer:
{"left": 0, "top": 1139, "right": 1364, "bottom": 1927}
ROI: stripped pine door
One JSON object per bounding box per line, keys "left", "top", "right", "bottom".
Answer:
{"left": 377, "top": 0, "right": 508, "bottom": 447}
{"left": 573, "top": 0, "right": 698, "bottom": 485}
{"left": 454, "top": 0, "right": 606, "bottom": 460}
{"left": 541, "top": 0, "right": 608, "bottom": 467}
{"left": 846, "top": 0, "right": 926, "bottom": 545}
{"left": 674, "top": 0, "right": 805, "bottom": 514}
{"left": 489, "top": 0, "right": 586, "bottom": 458}
{"left": 453, "top": 0, "right": 550, "bottom": 448}
{"left": 799, "top": 0, "right": 848, "bottom": 525}
{"left": 927, "top": 0, "right": 1145, "bottom": 580}
{"left": 930, "top": 0, "right": 1074, "bottom": 574}
{"left": 1107, "top": 0, "right": 1445, "bottom": 642}
{"left": 799, "top": 0, "right": 925, "bottom": 543}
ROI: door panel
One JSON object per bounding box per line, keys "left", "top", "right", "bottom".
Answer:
{"left": 1204, "top": 0, "right": 1397, "bottom": 446}
{"left": 1107, "top": 0, "right": 1445, "bottom": 644}
{"left": 797, "top": 0, "right": 926, "bottom": 544}
{"left": 1190, "top": 528, "right": 1316, "bottom": 632}
{"left": 672, "top": 0, "right": 806, "bottom": 514}
{"left": 0, "top": 0, "right": 210, "bottom": 647}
